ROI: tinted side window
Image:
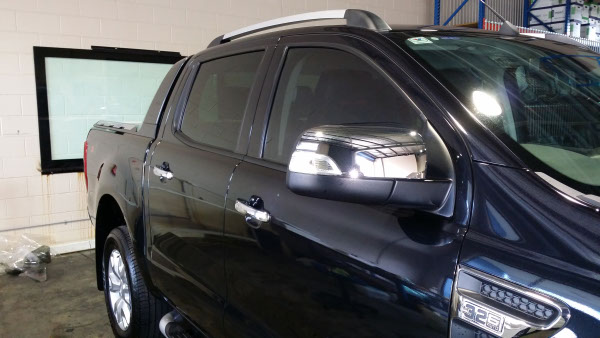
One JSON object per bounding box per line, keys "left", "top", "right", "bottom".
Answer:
{"left": 181, "top": 52, "right": 263, "bottom": 151}
{"left": 264, "top": 48, "right": 424, "bottom": 164}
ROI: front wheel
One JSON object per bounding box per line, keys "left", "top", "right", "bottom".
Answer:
{"left": 103, "top": 226, "right": 169, "bottom": 337}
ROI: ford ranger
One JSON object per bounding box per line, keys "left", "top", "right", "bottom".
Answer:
{"left": 85, "top": 9, "right": 600, "bottom": 338}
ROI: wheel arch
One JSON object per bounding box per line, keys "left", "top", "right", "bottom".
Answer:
{"left": 95, "top": 193, "right": 127, "bottom": 290}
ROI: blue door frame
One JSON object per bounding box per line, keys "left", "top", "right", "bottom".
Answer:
{"left": 523, "top": 0, "right": 571, "bottom": 34}
{"left": 434, "top": 0, "right": 571, "bottom": 34}
{"left": 434, "top": 0, "right": 486, "bottom": 28}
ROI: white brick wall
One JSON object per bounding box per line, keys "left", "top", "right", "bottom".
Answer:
{"left": 0, "top": 0, "right": 433, "bottom": 250}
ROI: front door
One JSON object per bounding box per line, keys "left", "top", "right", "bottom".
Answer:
{"left": 223, "top": 35, "right": 471, "bottom": 337}
{"left": 146, "top": 50, "right": 267, "bottom": 336}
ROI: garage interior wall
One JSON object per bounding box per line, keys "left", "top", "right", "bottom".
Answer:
{"left": 0, "top": 0, "right": 433, "bottom": 254}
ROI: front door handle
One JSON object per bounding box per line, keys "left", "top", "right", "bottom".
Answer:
{"left": 235, "top": 197, "right": 270, "bottom": 228}
{"left": 153, "top": 162, "right": 173, "bottom": 182}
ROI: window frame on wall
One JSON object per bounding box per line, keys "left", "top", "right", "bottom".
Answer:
{"left": 34, "top": 46, "right": 183, "bottom": 174}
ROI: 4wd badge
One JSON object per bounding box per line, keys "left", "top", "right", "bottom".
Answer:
{"left": 458, "top": 299, "right": 505, "bottom": 336}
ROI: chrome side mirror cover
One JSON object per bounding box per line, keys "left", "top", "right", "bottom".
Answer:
{"left": 288, "top": 125, "right": 428, "bottom": 179}
{"left": 286, "top": 124, "right": 455, "bottom": 217}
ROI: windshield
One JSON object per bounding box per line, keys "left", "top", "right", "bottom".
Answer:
{"left": 393, "top": 31, "right": 600, "bottom": 201}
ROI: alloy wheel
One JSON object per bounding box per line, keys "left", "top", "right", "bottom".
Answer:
{"left": 108, "top": 249, "right": 132, "bottom": 331}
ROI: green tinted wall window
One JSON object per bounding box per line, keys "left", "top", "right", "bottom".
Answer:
{"left": 34, "top": 47, "right": 182, "bottom": 173}
{"left": 45, "top": 58, "right": 172, "bottom": 160}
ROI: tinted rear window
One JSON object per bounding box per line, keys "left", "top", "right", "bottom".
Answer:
{"left": 180, "top": 52, "right": 264, "bottom": 151}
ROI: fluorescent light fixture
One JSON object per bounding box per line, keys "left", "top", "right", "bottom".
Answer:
{"left": 472, "top": 90, "right": 502, "bottom": 117}
{"left": 348, "top": 168, "right": 360, "bottom": 179}
{"left": 296, "top": 142, "right": 319, "bottom": 151}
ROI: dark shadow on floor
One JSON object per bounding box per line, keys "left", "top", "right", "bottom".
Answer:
{"left": 0, "top": 250, "right": 111, "bottom": 337}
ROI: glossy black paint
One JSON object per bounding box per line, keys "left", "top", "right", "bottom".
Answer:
{"left": 143, "top": 40, "right": 275, "bottom": 338}
{"left": 247, "top": 28, "right": 473, "bottom": 227}
{"left": 86, "top": 24, "right": 600, "bottom": 337}
{"left": 224, "top": 160, "right": 464, "bottom": 337}
{"left": 86, "top": 128, "right": 150, "bottom": 289}
{"left": 459, "top": 162, "right": 600, "bottom": 336}
{"left": 87, "top": 56, "right": 189, "bottom": 290}
{"left": 223, "top": 32, "right": 471, "bottom": 337}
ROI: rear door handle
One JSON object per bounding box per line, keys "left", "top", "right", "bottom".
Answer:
{"left": 235, "top": 197, "right": 270, "bottom": 228}
{"left": 153, "top": 162, "right": 173, "bottom": 181}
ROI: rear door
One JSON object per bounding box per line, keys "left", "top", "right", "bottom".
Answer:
{"left": 145, "top": 46, "right": 271, "bottom": 336}
{"left": 223, "top": 34, "right": 472, "bottom": 337}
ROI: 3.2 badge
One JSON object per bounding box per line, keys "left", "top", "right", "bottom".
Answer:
{"left": 459, "top": 299, "right": 505, "bottom": 336}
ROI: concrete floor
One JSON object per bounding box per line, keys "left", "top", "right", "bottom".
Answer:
{"left": 0, "top": 250, "right": 112, "bottom": 337}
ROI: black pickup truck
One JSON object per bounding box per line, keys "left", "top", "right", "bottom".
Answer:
{"left": 86, "top": 9, "right": 600, "bottom": 338}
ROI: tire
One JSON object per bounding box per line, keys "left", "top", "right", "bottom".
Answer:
{"left": 102, "top": 226, "right": 169, "bottom": 338}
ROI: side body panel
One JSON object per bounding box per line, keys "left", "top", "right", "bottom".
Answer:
{"left": 88, "top": 57, "right": 188, "bottom": 231}
{"left": 455, "top": 162, "right": 600, "bottom": 336}
{"left": 88, "top": 58, "right": 188, "bottom": 290}
{"left": 225, "top": 161, "right": 463, "bottom": 337}
{"left": 222, "top": 31, "right": 473, "bottom": 337}
{"left": 86, "top": 127, "right": 152, "bottom": 289}
{"left": 145, "top": 135, "right": 239, "bottom": 337}
{"left": 87, "top": 129, "right": 148, "bottom": 231}
{"left": 143, "top": 40, "right": 276, "bottom": 336}
{"left": 381, "top": 30, "right": 600, "bottom": 335}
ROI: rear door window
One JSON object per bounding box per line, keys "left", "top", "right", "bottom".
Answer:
{"left": 180, "top": 52, "right": 264, "bottom": 151}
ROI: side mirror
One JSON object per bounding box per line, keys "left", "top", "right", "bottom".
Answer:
{"left": 286, "top": 125, "right": 454, "bottom": 217}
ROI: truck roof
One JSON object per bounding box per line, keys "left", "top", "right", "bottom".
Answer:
{"left": 203, "top": 8, "right": 589, "bottom": 54}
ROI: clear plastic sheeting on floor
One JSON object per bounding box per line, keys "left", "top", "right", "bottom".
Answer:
{"left": 0, "top": 234, "right": 53, "bottom": 282}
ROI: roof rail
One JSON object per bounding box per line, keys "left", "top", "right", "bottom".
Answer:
{"left": 207, "top": 9, "right": 390, "bottom": 48}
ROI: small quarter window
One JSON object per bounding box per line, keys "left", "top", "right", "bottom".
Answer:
{"left": 180, "top": 52, "right": 264, "bottom": 151}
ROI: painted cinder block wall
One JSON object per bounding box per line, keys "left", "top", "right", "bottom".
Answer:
{"left": 0, "top": 0, "right": 433, "bottom": 253}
